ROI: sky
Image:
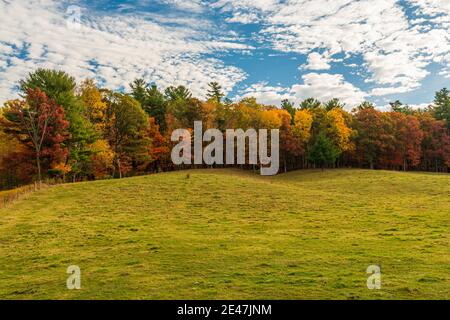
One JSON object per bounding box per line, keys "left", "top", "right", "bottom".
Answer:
{"left": 0, "top": 0, "right": 449, "bottom": 110}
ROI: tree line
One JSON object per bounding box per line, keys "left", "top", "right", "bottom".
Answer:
{"left": 0, "top": 69, "right": 449, "bottom": 190}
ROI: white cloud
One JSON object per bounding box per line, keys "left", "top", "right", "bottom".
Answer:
{"left": 160, "top": 0, "right": 205, "bottom": 13}
{"left": 215, "top": 0, "right": 450, "bottom": 97}
{"left": 237, "top": 73, "right": 367, "bottom": 108}
{"left": 290, "top": 73, "right": 366, "bottom": 107}
{"left": 226, "top": 12, "right": 260, "bottom": 24}
{"left": 1, "top": 0, "right": 449, "bottom": 105}
{"left": 302, "top": 52, "right": 331, "bottom": 70}
{"left": 211, "top": 0, "right": 279, "bottom": 23}
{"left": 212, "top": 0, "right": 279, "bottom": 12}
{"left": 370, "top": 86, "right": 416, "bottom": 97}
{"left": 408, "top": 0, "right": 450, "bottom": 23}
{"left": 0, "top": 0, "right": 249, "bottom": 101}
{"left": 235, "top": 82, "right": 291, "bottom": 106}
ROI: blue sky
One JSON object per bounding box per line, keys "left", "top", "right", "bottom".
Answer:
{"left": 0, "top": 0, "right": 449, "bottom": 109}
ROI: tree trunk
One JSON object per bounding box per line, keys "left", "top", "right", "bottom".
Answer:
{"left": 36, "top": 152, "right": 42, "bottom": 186}
{"left": 117, "top": 158, "right": 122, "bottom": 179}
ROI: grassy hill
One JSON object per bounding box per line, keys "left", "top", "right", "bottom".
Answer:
{"left": 0, "top": 169, "right": 449, "bottom": 299}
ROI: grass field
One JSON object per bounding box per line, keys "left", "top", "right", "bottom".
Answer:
{"left": 0, "top": 169, "right": 449, "bottom": 299}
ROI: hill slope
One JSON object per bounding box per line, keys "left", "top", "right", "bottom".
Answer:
{"left": 0, "top": 169, "right": 449, "bottom": 299}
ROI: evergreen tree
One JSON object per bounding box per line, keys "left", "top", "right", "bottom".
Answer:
{"left": 324, "top": 98, "right": 345, "bottom": 111}
{"left": 206, "top": 82, "right": 224, "bottom": 103}
{"left": 433, "top": 88, "right": 450, "bottom": 131}
{"left": 300, "top": 98, "right": 321, "bottom": 110}
{"left": 281, "top": 99, "right": 296, "bottom": 124}
{"left": 390, "top": 100, "right": 414, "bottom": 115}
{"left": 308, "top": 132, "right": 340, "bottom": 170}
{"left": 130, "top": 79, "right": 167, "bottom": 131}
{"left": 164, "top": 85, "right": 192, "bottom": 102}
{"left": 129, "top": 78, "right": 148, "bottom": 105}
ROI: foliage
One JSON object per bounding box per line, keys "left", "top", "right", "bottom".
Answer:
{"left": 104, "top": 92, "right": 150, "bottom": 178}
{"left": 164, "top": 85, "right": 192, "bottom": 102}
{"left": 308, "top": 132, "right": 340, "bottom": 169}
{"left": 206, "top": 82, "right": 225, "bottom": 103}
{"left": 0, "top": 68, "right": 449, "bottom": 189}
{"left": 432, "top": 88, "right": 450, "bottom": 130}
{"left": 79, "top": 79, "right": 107, "bottom": 133}
{"left": 20, "top": 69, "right": 96, "bottom": 180}
{"left": 293, "top": 109, "right": 313, "bottom": 143}
{"left": 300, "top": 98, "right": 321, "bottom": 109}
{"left": 324, "top": 98, "right": 345, "bottom": 111}
{"left": 281, "top": 99, "right": 296, "bottom": 124}
{"left": 1, "top": 88, "right": 70, "bottom": 182}
{"left": 130, "top": 79, "right": 167, "bottom": 130}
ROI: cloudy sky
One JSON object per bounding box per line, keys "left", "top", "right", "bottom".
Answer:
{"left": 0, "top": 0, "right": 449, "bottom": 109}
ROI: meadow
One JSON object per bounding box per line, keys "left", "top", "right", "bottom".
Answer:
{"left": 0, "top": 169, "right": 449, "bottom": 299}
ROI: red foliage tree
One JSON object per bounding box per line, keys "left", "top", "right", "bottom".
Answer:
{"left": 419, "top": 114, "right": 450, "bottom": 172}
{"left": 1, "top": 88, "right": 70, "bottom": 182}
{"left": 353, "top": 108, "right": 395, "bottom": 169}
{"left": 388, "top": 112, "right": 424, "bottom": 170}
{"left": 147, "top": 117, "right": 170, "bottom": 172}
{"left": 279, "top": 110, "right": 304, "bottom": 172}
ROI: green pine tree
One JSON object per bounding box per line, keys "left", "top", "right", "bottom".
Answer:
{"left": 433, "top": 88, "right": 450, "bottom": 131}
{"left": 206, "top": 82, "right": 224, "bottom": 103}
{"left": 308, "top": 132, "right": 340, "bottom": 170}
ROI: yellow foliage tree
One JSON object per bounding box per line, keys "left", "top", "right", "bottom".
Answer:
{"left": 79, "top": 79, "right": 107, "bottom": 132}
{"left": 294, "top": 109, "right": 313, "bottom": 143}
{"left": 326, "top": 109, "right": 354, "bottom": 152}
{"left": 260, "top": 109, "right": 283, "bottom": 129}
{"left": 50, "top": 162, "right": 72, "bottom": 179}
{"left": 88, "top": 139, "right": 115, "bottom": 179}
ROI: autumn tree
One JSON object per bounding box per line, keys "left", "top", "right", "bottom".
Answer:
{"left": 0, "top": 118, "right": 35, "bottom": 189}
{"left": 325, "top": 109, "right": 354, "bottom": 156}
{"left": 418, "top": 113, "right": 450, "bottom": 172}
{"left": 20, "top": 69, "right": 96, "bottom": 180}
{"left": 275, "top": 109, "right": 303, "bottom": 171}
{"left": 293, "top": 109, "right": 313, "bottom": 167}
{"left": 79, "top": 79, "right": 107, "bottom": 133}
{"left": 353, "top": 107, "right": 394, "bottom": 169}
{"left": 104, "top": 92, "right": 150, "bottom": 178}
{"left": 88, "top": 139, "right": 114, "bottom": 179}
{"left": 1, "top": 88, "right": 70, "bottom": 183}
{"left": 146, "top": 117, "right": 170, "bottom": 172}
{"left": 389, "top": 112, "right": 424, "bottom": 171}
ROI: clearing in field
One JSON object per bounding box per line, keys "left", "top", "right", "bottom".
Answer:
{"left": 0, "top": 169, "right": 449, "bottom": 299}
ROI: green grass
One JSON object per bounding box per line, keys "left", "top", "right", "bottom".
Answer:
{"left": 0, "top": 169, "right": 449, "bottom": 299}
